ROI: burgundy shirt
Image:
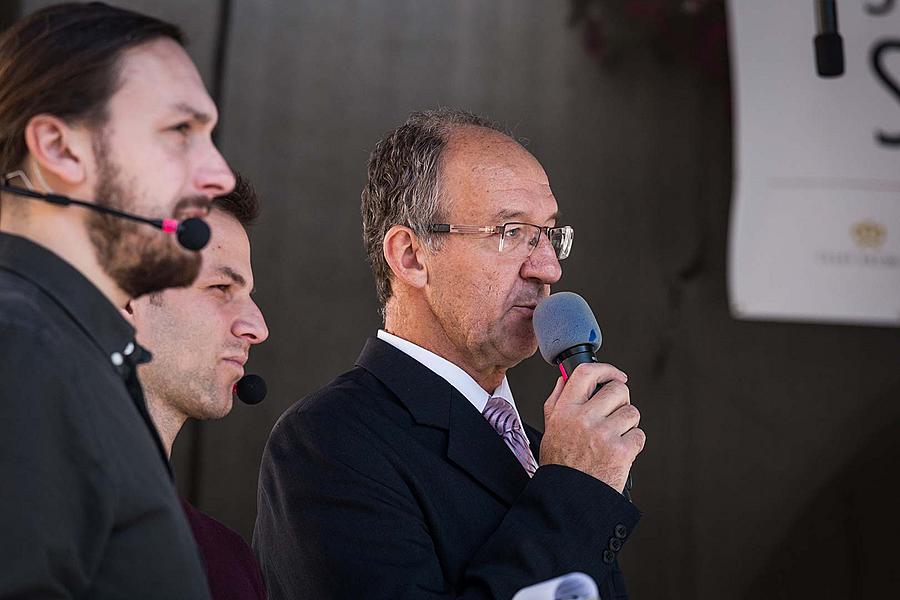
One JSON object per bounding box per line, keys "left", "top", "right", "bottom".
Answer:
{"left": 180, "top": 498, "right": 266, "bottom": 600}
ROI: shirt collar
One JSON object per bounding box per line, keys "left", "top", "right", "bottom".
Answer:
{"left": 376, "top": 329, "right": 521, "bottom": 418}
{"left": 0, "top": 232, "right": 140, "bottom": 364}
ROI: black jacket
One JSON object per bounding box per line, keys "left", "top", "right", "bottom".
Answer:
{"left": 0, "top": 232, "right": 210, "bottom": 599}
{"left": 254, "top": 337, "right": 640, "bottom": 599}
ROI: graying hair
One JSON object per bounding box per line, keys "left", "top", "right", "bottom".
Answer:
{"left": 361, "top": 108, "right": 510, "bottom": 312}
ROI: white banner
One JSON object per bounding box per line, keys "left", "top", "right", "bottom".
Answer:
{"left": 728, "top": 0, "right": 900, "bottom": 326}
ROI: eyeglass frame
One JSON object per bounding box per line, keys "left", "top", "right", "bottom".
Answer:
{"left": 427, "top": 222, "right": 574, "bottom": 260}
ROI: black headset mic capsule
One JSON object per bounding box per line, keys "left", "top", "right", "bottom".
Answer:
{"left": 175, "top": 217, "right": 211, "bottom": 251}
{"left": 234, "top": 374, "right": 267, "bottom": 405}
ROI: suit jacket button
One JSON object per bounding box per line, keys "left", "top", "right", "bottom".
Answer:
{"left": 614, "top": 524, "right": 628, "bottom": 539}
{"left": 609, "top": 537, "right": 623, "bottom": 552}
{"left": 602, "top": 549, "right": 615, "bottom": 564}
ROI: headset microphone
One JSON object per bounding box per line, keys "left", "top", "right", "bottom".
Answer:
{"left": 0, "top": 181, "right": 211, "bottom": 251}
{"left": 234, "top": 374, "right": 267, "bottom": 405}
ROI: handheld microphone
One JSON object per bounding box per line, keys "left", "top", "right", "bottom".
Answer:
{"left": 0, "top": 181, "right": 210, "bottom": 251}
{"left": 234, "top": 374, "right": 267, "bottom": 405}
{"left": 814, "top": 0, "right": 844, "bottom": 78}
{"left": 533, "top": 291, "right": 603, "bottom": 381}
{"left": 533, "top": 291, "right": 633, "bottom": 501}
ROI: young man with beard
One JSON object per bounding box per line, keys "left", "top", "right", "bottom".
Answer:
{"left": 255, "top": 109, "right": 645, "bottom": 599}
{"left": 126, "top": 175, "right": 269, "bottom": 600}
{"left": 0, "top": 3, "right": 233, "bottom": 598}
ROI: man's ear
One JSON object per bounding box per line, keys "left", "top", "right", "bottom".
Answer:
{"left": 23, "top": 114, "right": 92, "bottom": 190}
{"left": 383, "top": 225, "right": 429, "bottom": 291}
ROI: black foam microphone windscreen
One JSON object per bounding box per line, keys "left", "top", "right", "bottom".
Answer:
{"left": 176, "top": 217, "right": 211, "bottom": 251}
{"left": 235, "top": 374, "right": 267, "bottom": 405}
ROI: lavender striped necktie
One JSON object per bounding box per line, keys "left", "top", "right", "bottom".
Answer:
{"left": 483, "top": 396, "right": 538, "bottom": 477}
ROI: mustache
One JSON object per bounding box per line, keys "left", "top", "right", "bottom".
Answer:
{"left": 511, "top": 288, "right": 549, "bottom": 308}
{"left": 172, "top": 195, "right": 212, "bottom": 219}
{"left": 223, "top": 343, "right": 251, "bottom": 358}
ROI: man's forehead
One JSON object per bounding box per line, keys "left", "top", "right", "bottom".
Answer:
{"left": 492, "top": 205, "right": 559, "bottom": 223}
{"left": 113, "top": 38, "right": 217, "bottom": 122}
{"left": 469, "top": 164, "right": 552, "bottom": 194}
{"left": 199, "top": 212, "right": 253, "bottom": 281}
{"left": 444, "top": 130, "right": 548, "bottom": 183}
{"left": 443, "top": 151, "right": 557, "bottom": 222}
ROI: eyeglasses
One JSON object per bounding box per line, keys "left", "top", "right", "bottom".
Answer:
{"left": 428, "top": 222, "right": 574, "bottom": 260}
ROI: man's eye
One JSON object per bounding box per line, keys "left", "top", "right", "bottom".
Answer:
{"left": 504, "top": 227, "right": 522, "bottom": 239}
{"left": 171, "top": 122, "right": 191, "bottom": 135}
{"left": 210, "top": 284, "right": 230, "bottom": 293}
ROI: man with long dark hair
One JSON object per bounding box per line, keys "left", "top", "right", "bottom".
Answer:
{"left": 0, "top": 3, "right": 234, "bottom": 597}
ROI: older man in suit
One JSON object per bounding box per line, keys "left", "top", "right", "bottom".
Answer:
{"left": 254, "top": 108, "right": 645, "bottom": 600}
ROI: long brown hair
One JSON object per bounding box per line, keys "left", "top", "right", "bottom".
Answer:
{"left": 0, "top": 2, "right": 184, "bottom": 174}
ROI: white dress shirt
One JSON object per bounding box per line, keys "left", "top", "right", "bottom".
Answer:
{"left": 376, "top": 329, "right": 528, "bottom": 430}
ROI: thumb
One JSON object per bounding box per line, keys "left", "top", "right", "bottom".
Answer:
{"left": 543, "top": 377, "right": 565, "bottom": 421}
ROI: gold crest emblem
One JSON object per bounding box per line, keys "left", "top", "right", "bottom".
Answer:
{"left": 851, "top": 220, "right": 887, "bottom": 249}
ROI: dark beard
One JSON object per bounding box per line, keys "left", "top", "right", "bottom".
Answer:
{"left": 86, "top": 142, "right": 206, "bottom": 298}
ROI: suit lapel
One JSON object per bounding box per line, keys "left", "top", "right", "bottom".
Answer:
{"left": 446, "top": 391, "right": 531, "bottom": 504}
{"left": 356, "top": 337, "right": 530, "bottom": 505}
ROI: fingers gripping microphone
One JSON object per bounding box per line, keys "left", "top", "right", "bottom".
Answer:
{"left": 533, "top": 291, "right": 633, "bottom": 501}
{"left": 234, "top": 374, "right": 267, "bottom": 405}
{"left": 0, "top": 181, "right": 210, "bottom": 251}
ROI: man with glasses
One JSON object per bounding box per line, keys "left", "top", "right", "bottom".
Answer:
{"left": 254, "top": 109, "right": 644, "bottom": 600}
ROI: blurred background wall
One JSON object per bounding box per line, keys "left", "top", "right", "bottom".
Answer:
{"left": 15, "top": 1, "right": 900, "bottom": 598}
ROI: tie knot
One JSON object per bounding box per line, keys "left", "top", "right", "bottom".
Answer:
{"left": 483, "top": 396, "right": 520, "bottom": 435}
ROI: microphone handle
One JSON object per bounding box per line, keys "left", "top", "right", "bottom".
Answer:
{"left": 815, "top": 0, "right": 838, "bottom": 34}
{"left": 556, "top": 346, "right": 634, "bottom": 502}
{"left": 814, "top": 0, "right": 844, "bottom": 77}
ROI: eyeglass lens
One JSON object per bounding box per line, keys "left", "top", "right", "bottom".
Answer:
{"left": 500, "top": 223, "right": 568, "bottom": 259}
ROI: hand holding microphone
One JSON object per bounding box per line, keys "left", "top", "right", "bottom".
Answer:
{"left": 533, "top": 292, "right": 644, "bottom": 496}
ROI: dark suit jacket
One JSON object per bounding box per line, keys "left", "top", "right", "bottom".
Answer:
{"left": 254, "top": 338, "right": 640, "bottom": 599}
